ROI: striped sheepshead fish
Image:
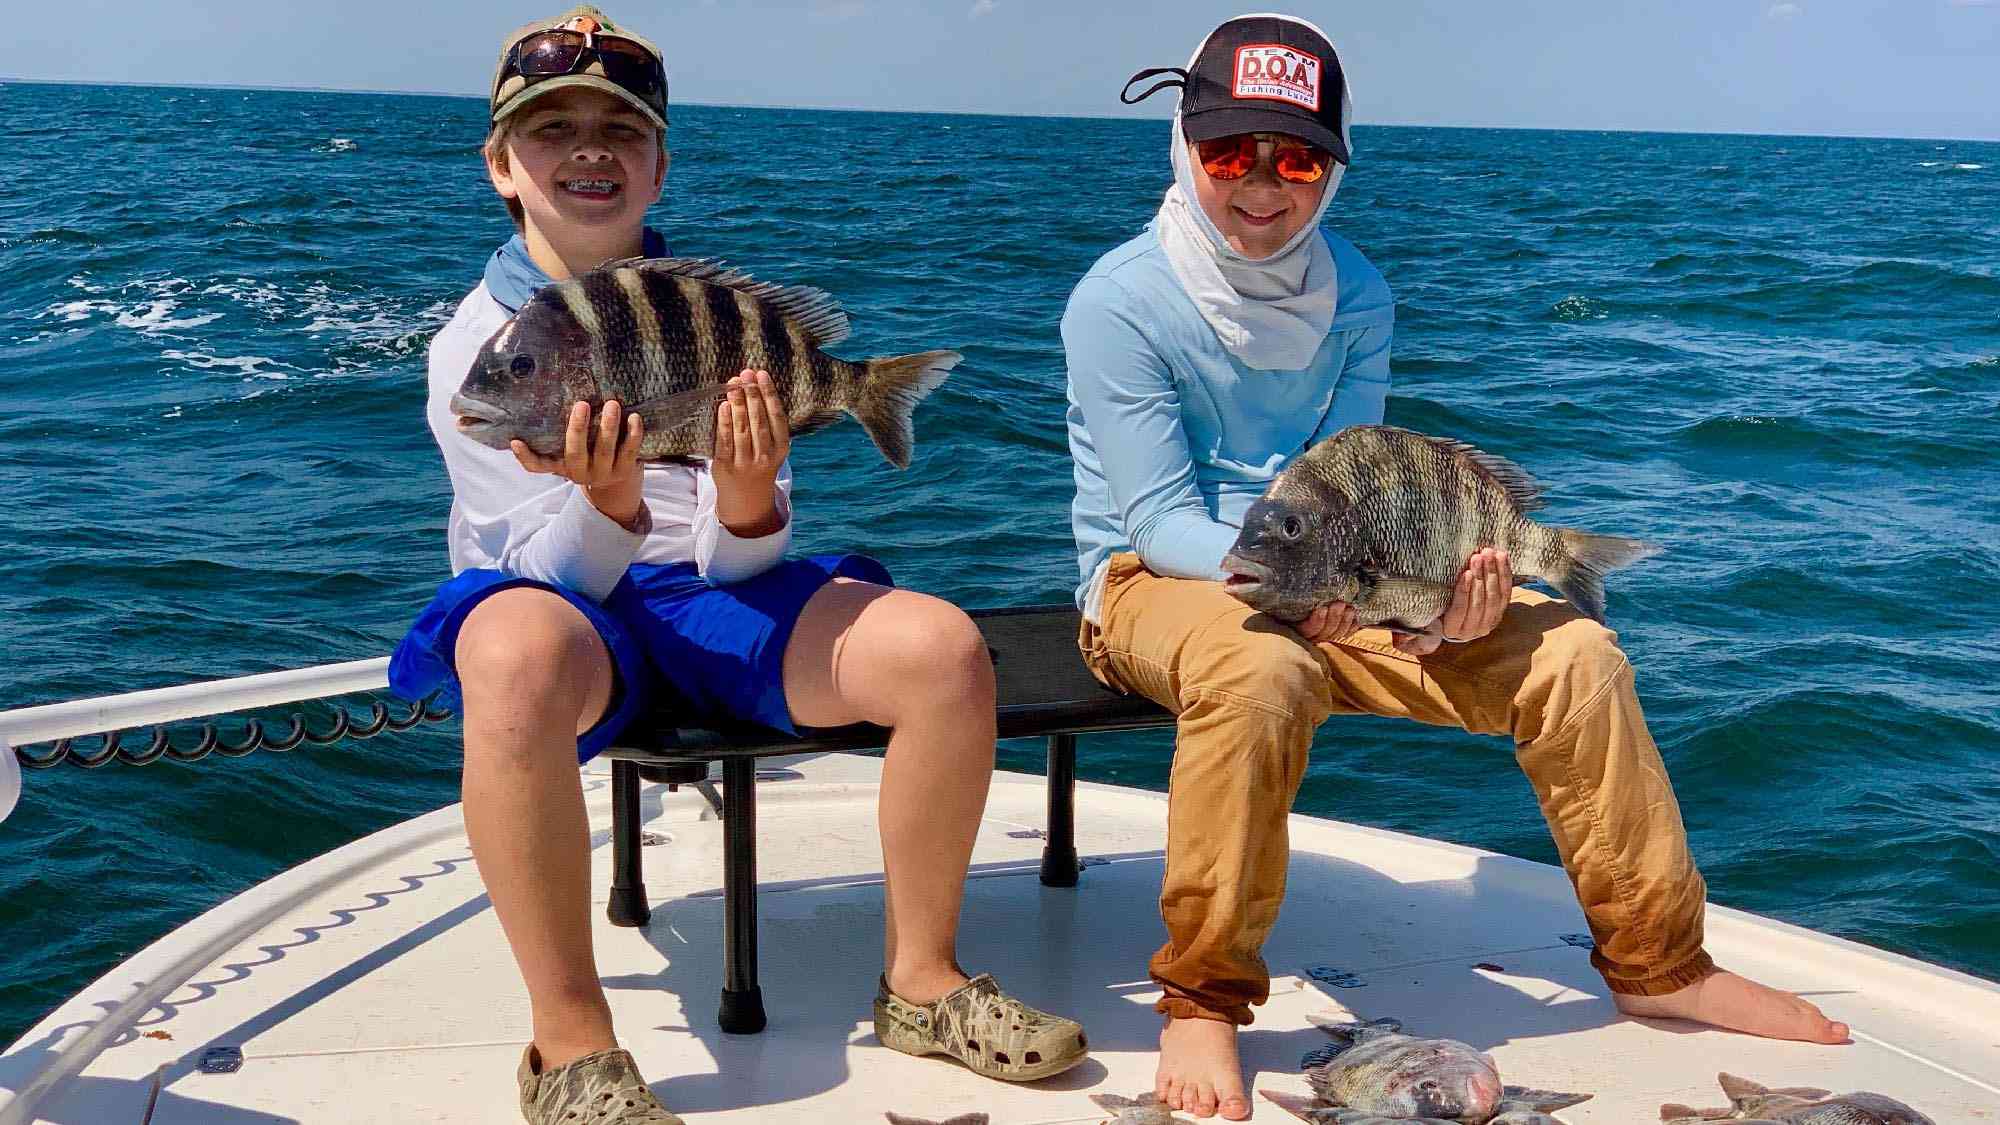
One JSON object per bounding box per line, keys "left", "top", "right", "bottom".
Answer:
{"left": 451, "top": 257, "right": 960, "bottom": 468}
{"left": 1220, "top": 425, "right": 1660, "bottom": 629}
{"left": 1659, "top": 1072, "right": 1935, "bottom": 1124}
{"left": 1263, "top": 1016, "right": 1591, "bottom": 1124}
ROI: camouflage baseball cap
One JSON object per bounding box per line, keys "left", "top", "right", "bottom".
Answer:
{"left": 490, "top": 5, "right": 668, "bottom": 130}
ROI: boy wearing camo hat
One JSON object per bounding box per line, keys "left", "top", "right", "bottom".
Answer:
{"left": 389, "top": 8, "right": 1089, "bottom": 1122}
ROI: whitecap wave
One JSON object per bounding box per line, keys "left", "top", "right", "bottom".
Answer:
{"left": 160, "top": 349, "right": 292, "bottom": 377}
{"left": 41, "top": 282, "right": 222, "bottom": 335}
{"left": 43, "top": 299, "right": 117, "bottom": 323}
{"left": 117, "top": 300, "right": 222, "bottom": 333}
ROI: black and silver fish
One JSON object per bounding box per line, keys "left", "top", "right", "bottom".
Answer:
{"left": 1659, "top": 1072, "right": 1935, "bottom": 1124}
{"left": 1220, "top": 425, "right": 1659, "bottom": 627}
{"left": 1089, "top": 1092, "right": 1200, "bottom": 1123}
{"left": 1270, "top": 1016, "right": 1590, "bottom": 1125}
{"left": 452, "top": 257, "right": 960, "bottom": 468}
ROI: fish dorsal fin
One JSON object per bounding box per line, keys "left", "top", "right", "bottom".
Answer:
{"left": 1398, "top": 428, "right": 1546, "bottom": 513}
{"left": 1088, "top": 1093, "right": 1140, "bottom": 1111}
{"left": 1257, "top": 1089, "right": 1323, "bottom": 1121}
{"left": 1716, "top": 1073, "right": 1769, "bottom": 1103}
{"left": 605, "top": 255, "right": 851, "bottom": 347}
{"left": 1500, "top": 1087, "right": 1592, "bottom": 1113}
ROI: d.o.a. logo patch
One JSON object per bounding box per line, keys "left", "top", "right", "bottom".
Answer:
{"left": 1232, "top": 44, "right": 1321, "bottom": 111}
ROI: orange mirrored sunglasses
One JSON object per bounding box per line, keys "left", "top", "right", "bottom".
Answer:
{"left": 1195, "top": 134, "right": 1333, "bottom": 184}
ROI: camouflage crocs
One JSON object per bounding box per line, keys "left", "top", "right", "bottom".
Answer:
{"left": 874, "top": 973, "right": 1088, "bottom": 1082}
{"left": 517, "top": 1045, "right": 684, "bottom": 1124}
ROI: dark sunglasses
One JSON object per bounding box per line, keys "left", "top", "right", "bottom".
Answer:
{"left": 500, "top": 28, "right": 664, "bottom": 104}
{"left": 1195, "top": 133, "right": 1333, "bottom": 185}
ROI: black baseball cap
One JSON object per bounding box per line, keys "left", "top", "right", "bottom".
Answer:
{"left": 1122, "top": 14, "right": 1349, "bottom": 166}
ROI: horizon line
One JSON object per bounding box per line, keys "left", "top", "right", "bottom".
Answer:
{"left": 4, "top": 75, "right": 1998, "bottom": 146}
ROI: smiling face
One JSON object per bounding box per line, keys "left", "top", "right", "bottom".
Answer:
{"left": 486, "top": 85, "right": 667, "bottom": 273}
{"left": 1186, "top": 132, "right": 1328, "bottom": 260}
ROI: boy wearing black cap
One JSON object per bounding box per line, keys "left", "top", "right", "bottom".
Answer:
{"left": 1065, "top": 14, "right": 1847, "bottom": 1121}
{"left": 390, "top": 7, "right": 1086, "bottom": 1122}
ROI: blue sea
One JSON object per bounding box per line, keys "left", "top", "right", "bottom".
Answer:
{"left": 2, "top": 82, "right": 1996, "bottom": 1045}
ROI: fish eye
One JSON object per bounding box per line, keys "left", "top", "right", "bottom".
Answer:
{"left": 1282, "top": 515, "right": 1305, "bottom": 539}
{"left": 510, "top": 354, "right": 536, "bottom": 377}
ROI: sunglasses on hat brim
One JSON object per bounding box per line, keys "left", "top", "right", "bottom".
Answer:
{"left": 1194, "top": 134, "right": 1333, "bottom": 185}
{"left": 498, "top": 28, "right": 664, "bottom": 109}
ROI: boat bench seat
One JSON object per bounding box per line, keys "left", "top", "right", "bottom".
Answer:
{"left": 598, "top": 603, "right": 1173, "bottom": 1035}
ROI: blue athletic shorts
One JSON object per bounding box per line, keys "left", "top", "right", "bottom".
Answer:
{"left": 388, "top": 554, "right": 891, "bottom": 761}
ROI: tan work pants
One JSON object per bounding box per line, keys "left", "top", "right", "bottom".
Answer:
{"left": 1077, "top": 552, "right": 1716, "bottom": 1025}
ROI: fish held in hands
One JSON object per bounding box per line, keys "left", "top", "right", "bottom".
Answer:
{"left": 453, "top": 257, "right": 959, "bottom": 468}
{"left": 1221, "top": 425, "right": 1659, "bottom": 629}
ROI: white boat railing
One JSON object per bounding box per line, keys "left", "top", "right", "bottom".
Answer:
{"left": 0, "top": 658, "right": 394, "bottom": 824}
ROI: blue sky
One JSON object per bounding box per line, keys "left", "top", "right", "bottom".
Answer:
{"left": 13, "top": 1, "right": 2000, "bottom": 140}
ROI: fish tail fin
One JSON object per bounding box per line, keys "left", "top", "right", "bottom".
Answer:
{"left": 1305, "top": 1014, "right": 1402, "bottom": 1039}
{"left": 853, "top": 349, "right": 961, "bottom": 469}
{"left": 1302, "top": 1014, "right": 1401, "bottom": 1070}
{"left": 1546, "top": 527, "right": 1662, "bottom": 623}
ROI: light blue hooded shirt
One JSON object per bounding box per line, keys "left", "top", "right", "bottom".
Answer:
{"left": 1063, "top": 221, "right": 1394, "bottom": 611}
{"left": 483, "top": 227, "right": 670, "bottom": 313}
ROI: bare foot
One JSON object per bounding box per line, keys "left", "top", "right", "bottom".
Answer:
{"left": 1615, "top": 970, "right": 1849, "bottom": 1044}
{"left": 1158, "top": 1016, "right": 1250, "bottom": 1120}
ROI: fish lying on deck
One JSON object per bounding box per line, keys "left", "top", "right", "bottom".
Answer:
{"left": 1088, "top": 1092, "right": 1200, "bottom": 1123}
{"left": 1658, "top": 1071, "right": 1935, "bottom": 1124}
{"left": 884, "top": 1093, "right": 1196, "bottom": 1125}
{"left": 1220, "top": 425, "right": 1660, "bottom": 629}
{"left": 1263, "top": 1016, "right": 1590, "bottom": 1124}
{"left": 1261, "top": 1088, "right": 1581, "bottom": 1125}
{"left": 452, "top": 257, "right": 961, "bottom": 468}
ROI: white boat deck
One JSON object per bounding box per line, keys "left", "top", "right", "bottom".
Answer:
{"left": 4, "top": 753, "right": 1997, "bottom": 1123}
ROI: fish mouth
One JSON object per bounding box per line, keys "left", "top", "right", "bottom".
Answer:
{"left": 449, "top": 394, "right": 511, "bottom": 443}
{"left": 1218, "top": 554, "right": 1272, "bottom": 594}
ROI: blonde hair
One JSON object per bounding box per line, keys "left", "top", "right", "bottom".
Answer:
{"left": 482, "top": 116, "right": 668, "bottom": 234}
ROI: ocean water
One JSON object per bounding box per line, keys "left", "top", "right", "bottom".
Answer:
{"left": 2, "top": 82, "right": 1996, "bottom": 1045}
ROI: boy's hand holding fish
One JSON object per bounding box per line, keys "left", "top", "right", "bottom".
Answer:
{"left": 506, "top": 399, "right": 648, "bottom": 532}
{"left": 492, "top": 367, "right": 793, "bottom": 538}
{"left": 711, "top": 369, "right": 790, "bottom": 538}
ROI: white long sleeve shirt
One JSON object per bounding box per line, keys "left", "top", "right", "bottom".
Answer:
{"left": 425, "top": 283, "right": 793, "bottom": 603}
